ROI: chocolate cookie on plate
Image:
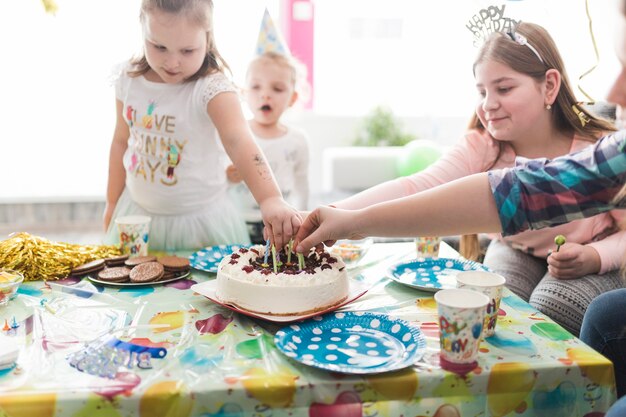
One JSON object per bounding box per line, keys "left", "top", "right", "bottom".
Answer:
{"left": 157, "top": 256, "right": 190, "bottom": 272}
{"left": 71, "top": 259, "right": 105, "bottom": 277}
{"left": 105, "top": 254, "right": 130, "bottom": 267}
{"left": 97, "top": 266, "right": 132, "bottom": 283}
{"left": 125, "top": 256, "right": 157, "bottom": 267}
{"left": 130, "top": 261, "right": 164, "bottom": 283}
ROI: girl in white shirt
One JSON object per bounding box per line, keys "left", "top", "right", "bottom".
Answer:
{"left": 104, "top": 0, "right": 300, "bottom": 251}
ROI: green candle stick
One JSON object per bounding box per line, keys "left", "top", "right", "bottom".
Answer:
{"left": 287, "top": 239, "right": 293, "bottom": 264}
{"left": 297, "top": 253, "right": 305, "bottom": 270}
{"left": 554, "top": 235, "right": 566, "bottom": 252}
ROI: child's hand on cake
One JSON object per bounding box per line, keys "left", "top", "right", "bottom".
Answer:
{"left": 260, "top": 197, "right": 302, "bottom": 249}
{"left": 547, "top": 242, "right": 601, "bottom": 279}
{"left": 295, "top": 206, "right": 367, "bottom": 254}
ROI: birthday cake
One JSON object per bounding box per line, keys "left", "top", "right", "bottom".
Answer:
{"left": 216, "top": 245, "right": 349, "bottom": 316}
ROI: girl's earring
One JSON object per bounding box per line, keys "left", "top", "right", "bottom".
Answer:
{"left": 546, "top": 104, "right": 552, "bottom": 110}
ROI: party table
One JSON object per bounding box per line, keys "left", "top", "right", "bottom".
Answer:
{"left": 0, "top": 242, "right": 616, "bottom": 417}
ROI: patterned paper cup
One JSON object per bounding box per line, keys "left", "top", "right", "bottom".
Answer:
{"left": 115, "top": 215, "right": 151, "bottom": 257}
{"left": 456, "top": 271, "right": 506, "bottom": 337}
{"left": 415, "top": 236, "right": 441, "bottom": 258}
{"left": 434, "top": 288, "right": 489, "bottom": 373}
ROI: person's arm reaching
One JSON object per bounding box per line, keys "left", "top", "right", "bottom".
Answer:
{"left": 296, "top": 173, "right": 501, "bottom": 253}
{"left": 104, "top": 99, "right": 130, "bottom": 231}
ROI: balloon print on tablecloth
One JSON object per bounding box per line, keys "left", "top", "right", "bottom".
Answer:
{"left": 425, "top": 404, "right": 461, "bottom": 417}
{"left": 0, "top": 391, "right": 56, "bottom": 417}
{"left": 487, "top": 362, "right": 536, "bottom": 417}
{"left": 432, "top": 373, "right": 472, "bottom": 399}
{"left": 309, "top": 391, "right": 362, "bottom": 417}
{"left": 241, "top": 367, "right": 297, "bottom": 407}
{"left": 566, "top": 347, "right": 615, "bottom": 386}
{"left": 485, "top": 331, "right": 537, "bottom": 356}
{"left": 531, "top": 322, "right": 574, "bottom": 341}
{"left": 365, "top": 368, "right": 418, "bottom": 401}
{"left": 236, "top": 334, "right": 275, "bottom": 359}
{"left": 165, "top": 278, "right": 196, "bottom": 290}
{"left": 93, "top": 372, "right": 141, "bottom": 401}
{"left": 195, "top": 313, "right": 232, "bottom": 335}
{"left": 139, "top": 380, "right": 193, "bottom": 417}
{"left": 72, "top": 395, "right": 123, "bottom": 417}
{"left": 119, "top": 287, "right": 154, "bottom": 297}
{"left": 415, "top": 298, "right": 437, "bottom": 311}
{"left": 179, "top": 346, "right": 221, "bottom": 372}
{"left": 199, "top": 403, "right": 244, "bottom": 417}
{"left": 149, "top": 311, "right": 185, "bottom": 333}
{"left": 532, "top": 381, "right": 576, "bottom": 417}
{"left": 502, "top": 294, "right": 537, "bottom": 312}
{"left": 16, "top": 284, "right": 44, "bottom": 297}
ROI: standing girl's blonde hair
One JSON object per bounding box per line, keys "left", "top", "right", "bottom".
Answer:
{"left": 128, "top": 0, "right": 230, "bottom": 81}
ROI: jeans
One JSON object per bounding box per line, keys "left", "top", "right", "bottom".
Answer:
{"left": 580, "top": 288, "right": 626, "bottom": 398}
{"left": 607, "top": 396, "right": 626, "bottom": 417}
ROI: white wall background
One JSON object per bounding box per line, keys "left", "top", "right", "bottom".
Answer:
{"left": 0, "top": 0, "right": 619, "bottom": 203}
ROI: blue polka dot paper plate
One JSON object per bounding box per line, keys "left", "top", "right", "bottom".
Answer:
{"left": 388, "top": 257, "right": 489, "bottom": 292}
{"left": 274, "top": 311, "right": 426, "bottom": 374}
{"left": 188, "top": 244, "right": 249, "bottom": 274}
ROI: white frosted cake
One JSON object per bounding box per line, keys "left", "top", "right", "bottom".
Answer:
{"left": 216, "top": 245, "right": 349, "bottom": 316}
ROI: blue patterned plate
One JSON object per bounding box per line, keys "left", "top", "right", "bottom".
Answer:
{"left": 388, "top": 257, "right": 489, "bottom": 292}
{"left": 188, "top": 244, "right": 249, "bottom": 274}
{"left": 274, "top": 311, "right": 426, "bottom": 374}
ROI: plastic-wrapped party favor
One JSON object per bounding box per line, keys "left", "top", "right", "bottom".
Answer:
{"left": 67, "top": 332, "right": 167, "bottom": 379}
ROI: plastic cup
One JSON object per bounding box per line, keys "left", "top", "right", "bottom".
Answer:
{"left": 415, "top": 236, "right": 441, "bottom": 258}
{"left": 115, "top": 215, "right": 151, "bottom": 257}
{"left": 456, "top": 271, "right": 506, "bottom": 337}
{"left": 434, "top": 288, "right": 489, "bottom": 373}
{"left": 0, "top": 269, "right": 24, "bottom": 307}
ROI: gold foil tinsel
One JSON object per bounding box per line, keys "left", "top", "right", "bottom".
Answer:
{"left": 0, "top": 232, "right": 121, "bottom": 281}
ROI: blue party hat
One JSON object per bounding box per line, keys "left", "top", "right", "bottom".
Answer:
{"left": 255, "top": 8, "right": 290, "bottom": 56}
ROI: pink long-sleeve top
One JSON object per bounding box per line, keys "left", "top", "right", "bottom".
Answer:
{"left": 335, "top": 129, "right": 626, "bottom": 274}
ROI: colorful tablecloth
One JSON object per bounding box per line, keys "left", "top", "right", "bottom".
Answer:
{"left": 0, "top": 242, "right": 616, "bottom": 417}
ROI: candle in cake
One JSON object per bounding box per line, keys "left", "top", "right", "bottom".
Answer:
{"left": 297, "top": 253, "right": 305, "bottom": 270}
{"left": 287, "top": 240, "right": 293, "bottom": 264}
{"left": 271, "top": 245, "right": 278, "bottom": 274}
{"left": 263, "top": 238, "right": 270, "bottom": 265}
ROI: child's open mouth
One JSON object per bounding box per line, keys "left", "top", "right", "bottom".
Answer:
{"left": 260, "top": 104, "right": 272, "bottom": 112}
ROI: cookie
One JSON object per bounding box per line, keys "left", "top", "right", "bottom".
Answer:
{"left": 129, "top": 262, "right": 164, "bottom": 283}
{"left": 125, "top": 256, "right": 157, "bottom": 267}
{"left": 105, "top": 254, "right": 130, "bottom": 267}
{"left": 157, "top": 256, "right": 190, "bottom": 272}
{"left": 97, "top": 267, "right": 131, "bottom": 283}
{"left": 71, "top": 259, "right": 105, "bottom": 276}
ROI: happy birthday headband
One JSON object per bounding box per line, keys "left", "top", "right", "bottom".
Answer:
{"left": 466, "top": 4, "right": 544, "bottom": 64}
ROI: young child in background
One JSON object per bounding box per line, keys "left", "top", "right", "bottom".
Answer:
{"left": 325, "top": 22, "right": 625, "bottom": 335}
{"left": 103, "top": 0, "right": 300, "bottom": 252}
{"left": 226, "top": 51, "right": 310, "bottom": 244}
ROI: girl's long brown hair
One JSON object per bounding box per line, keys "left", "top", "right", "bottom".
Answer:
{"left": 460, "top": 22, "right": 616, "bottom": 261}
{"left": 127, "top": 0, "right": 230, "bottom": 81}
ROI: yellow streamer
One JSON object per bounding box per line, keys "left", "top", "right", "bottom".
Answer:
{"left": 0, "top": 232, "right": 121, "bottom": 281}
{"left": 41, "top": 0, "right": 58, "bottom": 14}
{"left": 577, "top": 0, "right": 598, "bottom": 104}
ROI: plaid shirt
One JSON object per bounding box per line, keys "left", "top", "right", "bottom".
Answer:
{"left": 488, "top": 131, "right": 626, "bottom": 236}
